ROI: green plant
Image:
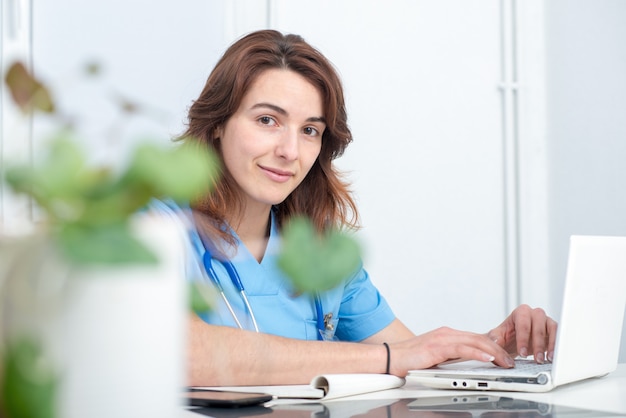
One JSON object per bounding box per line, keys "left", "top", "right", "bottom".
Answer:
{"left": 278, "top": 216, "right": 362, "bottom": 293}
{"left": 3, "top": 62, "right": 219, "bottom": 265}
{"left": 1, "top": 338, "right": 57, "bottom": 418}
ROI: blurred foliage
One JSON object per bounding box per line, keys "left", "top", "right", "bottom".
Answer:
{"left": 1, "top": 338, "right": 57, "bottom": 418}
{"left": 4, "top": 62, "right": 55, "bottom": 114}
{"left": 278, "top": 217, "right": 362, "bottom": 293}
{"left": 189, "top": 281, "right": 216, "bottom": 315}
{"left": 4, "top": 135, "right": 219, "bottom": 264}
{"left": 3, "top": 61, "right": 219, "bottom": 265}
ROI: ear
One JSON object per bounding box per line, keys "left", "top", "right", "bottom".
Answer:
{"left": 213, "top": 125, "right": 224, "bottom": 140}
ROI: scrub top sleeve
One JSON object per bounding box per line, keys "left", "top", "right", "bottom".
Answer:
{"left": 146, "top": 199, "right": 205, "bottom": 283}
{"left": 334, "top": 266, "right": 396, "bottom": 342}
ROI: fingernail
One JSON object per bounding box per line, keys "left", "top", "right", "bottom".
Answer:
{"left": 535, "top": 352, "right": 545, "bottom": 363}
{"left": 547, "top": 351, "right": 554, "bottom": 362}
{"left": 520, "top": 347, "right": 528, "bottom": 357}
{"left": 505, "top": 357, "right": 515, "bottom": 368}
{"left": 482, "top": 353, "right": 496, "bottom": 362}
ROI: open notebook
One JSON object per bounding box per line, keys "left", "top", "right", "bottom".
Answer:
{"left": 191, "top": 373, "right": 404, "bottom": 402}
{"left": 407, "top": 235, "right": 626, "bottom": 392}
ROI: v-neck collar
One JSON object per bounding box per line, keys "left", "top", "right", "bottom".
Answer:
{"left": 230, "top": 210, "right": 281, "bottom": 266}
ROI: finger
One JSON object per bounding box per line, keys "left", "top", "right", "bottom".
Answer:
{"left": 464, "top": 334, "right": 516, "bottom": 369}
{"left": 512, "top": 304, "right": 532, "bottom": 358}
{"left": 546, "top": 318, "right": 558, "bottom": 362}
{"left": 448, "top": 342, "right": 501, "bottom": 366}
{"left": 530, "top": 308, "right": 548, "bottom": 363}
{"left": 481, "top": 344, "right": 516, "bottom": 369}
{"left": 427, "top": 328, "right": 513, "bottom": 368}
{"left": 491, "top": 353, "right": 516, "bottom": 368}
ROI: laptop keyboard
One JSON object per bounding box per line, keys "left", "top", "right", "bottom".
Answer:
{"left": 431, "top": 360, "right": 552, "bottom": 377}
{"left": 447, "top": 359, "right": 553, "bottom": 376}
{"left": 509, "top": 359, "right": 553, "bottom": 374}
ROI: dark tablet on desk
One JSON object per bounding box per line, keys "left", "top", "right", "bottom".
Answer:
{"left": 185, "top": 389, "right": 273, "bottom": 408}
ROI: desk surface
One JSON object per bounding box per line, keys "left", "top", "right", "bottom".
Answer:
{"left": 184, "top": 363, "right": 626, "bottom": 417}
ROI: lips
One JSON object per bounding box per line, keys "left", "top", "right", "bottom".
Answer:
{"left": 259, "top": 165, "right": 294, "bottom": 183}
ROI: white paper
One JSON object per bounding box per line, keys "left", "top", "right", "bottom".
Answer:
{"left": 191, "top": 373, "right": 405, "bottom": 401}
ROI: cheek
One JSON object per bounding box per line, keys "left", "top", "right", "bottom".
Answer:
{"left": 219, "top": 140, "right": 238, "bottom": 173}
{"left": 302, "top": 143, "right": 322, "bottom": 172}
{"left": 220, "top": 126, "right": 253, "bottom": 167}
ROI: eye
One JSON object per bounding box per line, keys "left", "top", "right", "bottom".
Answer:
{"left": 303, "top": 126, "right": 321, "bottom": 137}
{"left": 258, "top": 116, "right": 277, "bottom": 126}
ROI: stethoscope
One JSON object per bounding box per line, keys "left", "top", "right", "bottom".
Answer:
{"left": 199, "top": 238, "right": 329, "bottom": 340}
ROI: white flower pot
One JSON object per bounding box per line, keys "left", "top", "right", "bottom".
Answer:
{"left": 1, "top": 215, "right": 187, "bottom": 418}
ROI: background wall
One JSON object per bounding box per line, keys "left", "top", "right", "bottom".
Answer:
{"left": 1, "top": 0, "right": 625, "bottom": 360}
{"left": 270, "top": 0, "right": 511, "bottom": 334}
{"left": 544, "top": 0, "right": 626, "bottom": 361}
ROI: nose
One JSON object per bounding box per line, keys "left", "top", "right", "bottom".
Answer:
{"left": 275, "top": 128, "right": 299, "bottom": 161}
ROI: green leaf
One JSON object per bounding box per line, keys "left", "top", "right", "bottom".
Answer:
{"left": 127, "top": 142, "right": 220, "bottom": 201}
{"left": 1, "top": 337, "right": 57, "bottom": 418}
{"left": 4, "top": 166, "right": 39, "bottom": 197}
{"left": 57, "top": 223, "right": 157, "bottom": 265}
{"left": 33, "top": 137, "right": 88, "bottom": 198}
{"left": 189, "top": 281, "right": 216, "bottom": 314}
{"left": 277, "top": 217, "right": 362, "bottom": 293}
{"left": 4, "top": 135, "right": 220, "bottom": 266}
{"left": 5, "top": 135, "right": 87, "bottom": 209}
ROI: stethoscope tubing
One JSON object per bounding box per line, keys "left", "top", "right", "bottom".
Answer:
{"left": 202, "top": 250, "right": 259, "bottom": 332}
{"left": 222, "top": 259, "right": 260, "bottom": 332}
{"left": 315, "top": 293, "right": 325, "bottom": 334}
{"left": 199, "top": 233, "right": 325, "bottom": 340}
{"left": 202, "top": 252, "right": 243, "bottom": 328}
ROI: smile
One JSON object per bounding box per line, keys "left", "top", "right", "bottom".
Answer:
{"left": 259, "top": 165, "right": 294, "bottom": 183}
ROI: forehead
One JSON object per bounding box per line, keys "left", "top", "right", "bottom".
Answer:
{"left": 241, "top": 68, "right": 324, "bottom": 112}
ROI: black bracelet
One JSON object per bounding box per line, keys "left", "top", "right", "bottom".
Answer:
{"left": 382, "top": 342, "right": 391, "bottom": 374}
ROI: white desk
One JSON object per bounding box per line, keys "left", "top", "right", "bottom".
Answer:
{"left": 184, "top": 363, "right": 626, "bottom": 417}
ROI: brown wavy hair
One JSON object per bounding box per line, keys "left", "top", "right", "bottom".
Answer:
{"left": 181, "top": 30, "right": 359, "bottom": 246}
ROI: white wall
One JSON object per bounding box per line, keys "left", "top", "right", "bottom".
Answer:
{"left": 29, "top": 0, "right": 228, "bottom": 162}
{"left": 1, "top": 0, "right": 34, "bottom": 226}
{"left": 268, "top": 0, "right": 511, "bottom": 334}
{"left": 544, "top": 0, "right": 626, "bottom": 362}
{"left": 266, "top": 0, "right": 626, "bottom": 360}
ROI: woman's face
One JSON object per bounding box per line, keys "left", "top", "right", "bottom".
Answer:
{"left": 218, "top": 68, "right": 326, "bottom": 212}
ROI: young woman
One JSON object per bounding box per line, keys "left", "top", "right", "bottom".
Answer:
{"left": 153, "top": 29, "right": 557, "bottom": 386}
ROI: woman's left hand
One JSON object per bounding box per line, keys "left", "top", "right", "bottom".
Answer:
{"left": 487, "top": 304, "right": 558, "bottom": 363}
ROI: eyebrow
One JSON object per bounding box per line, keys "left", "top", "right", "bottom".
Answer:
{"left": 251, "top": 102, "right": 326, "bottom": 124}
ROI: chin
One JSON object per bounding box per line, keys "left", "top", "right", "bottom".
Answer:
{"left": 252, "top": 194, "right": 289, "bottom": 207}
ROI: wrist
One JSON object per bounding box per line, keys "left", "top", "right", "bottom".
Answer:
{"left": 382, "top": 342, "right": 391, "bottom": 374}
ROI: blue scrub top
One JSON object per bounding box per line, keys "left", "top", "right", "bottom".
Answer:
{"left": 150, "top": 199, "right": 395, "bottom": 342}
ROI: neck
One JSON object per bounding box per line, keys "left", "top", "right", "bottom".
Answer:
{"left": 229, "top": 204, "right": 271, "bottom": 263}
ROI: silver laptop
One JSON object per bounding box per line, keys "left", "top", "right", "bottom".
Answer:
{"left": 407, "top": 235, "right": 626, "bottom": 392}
